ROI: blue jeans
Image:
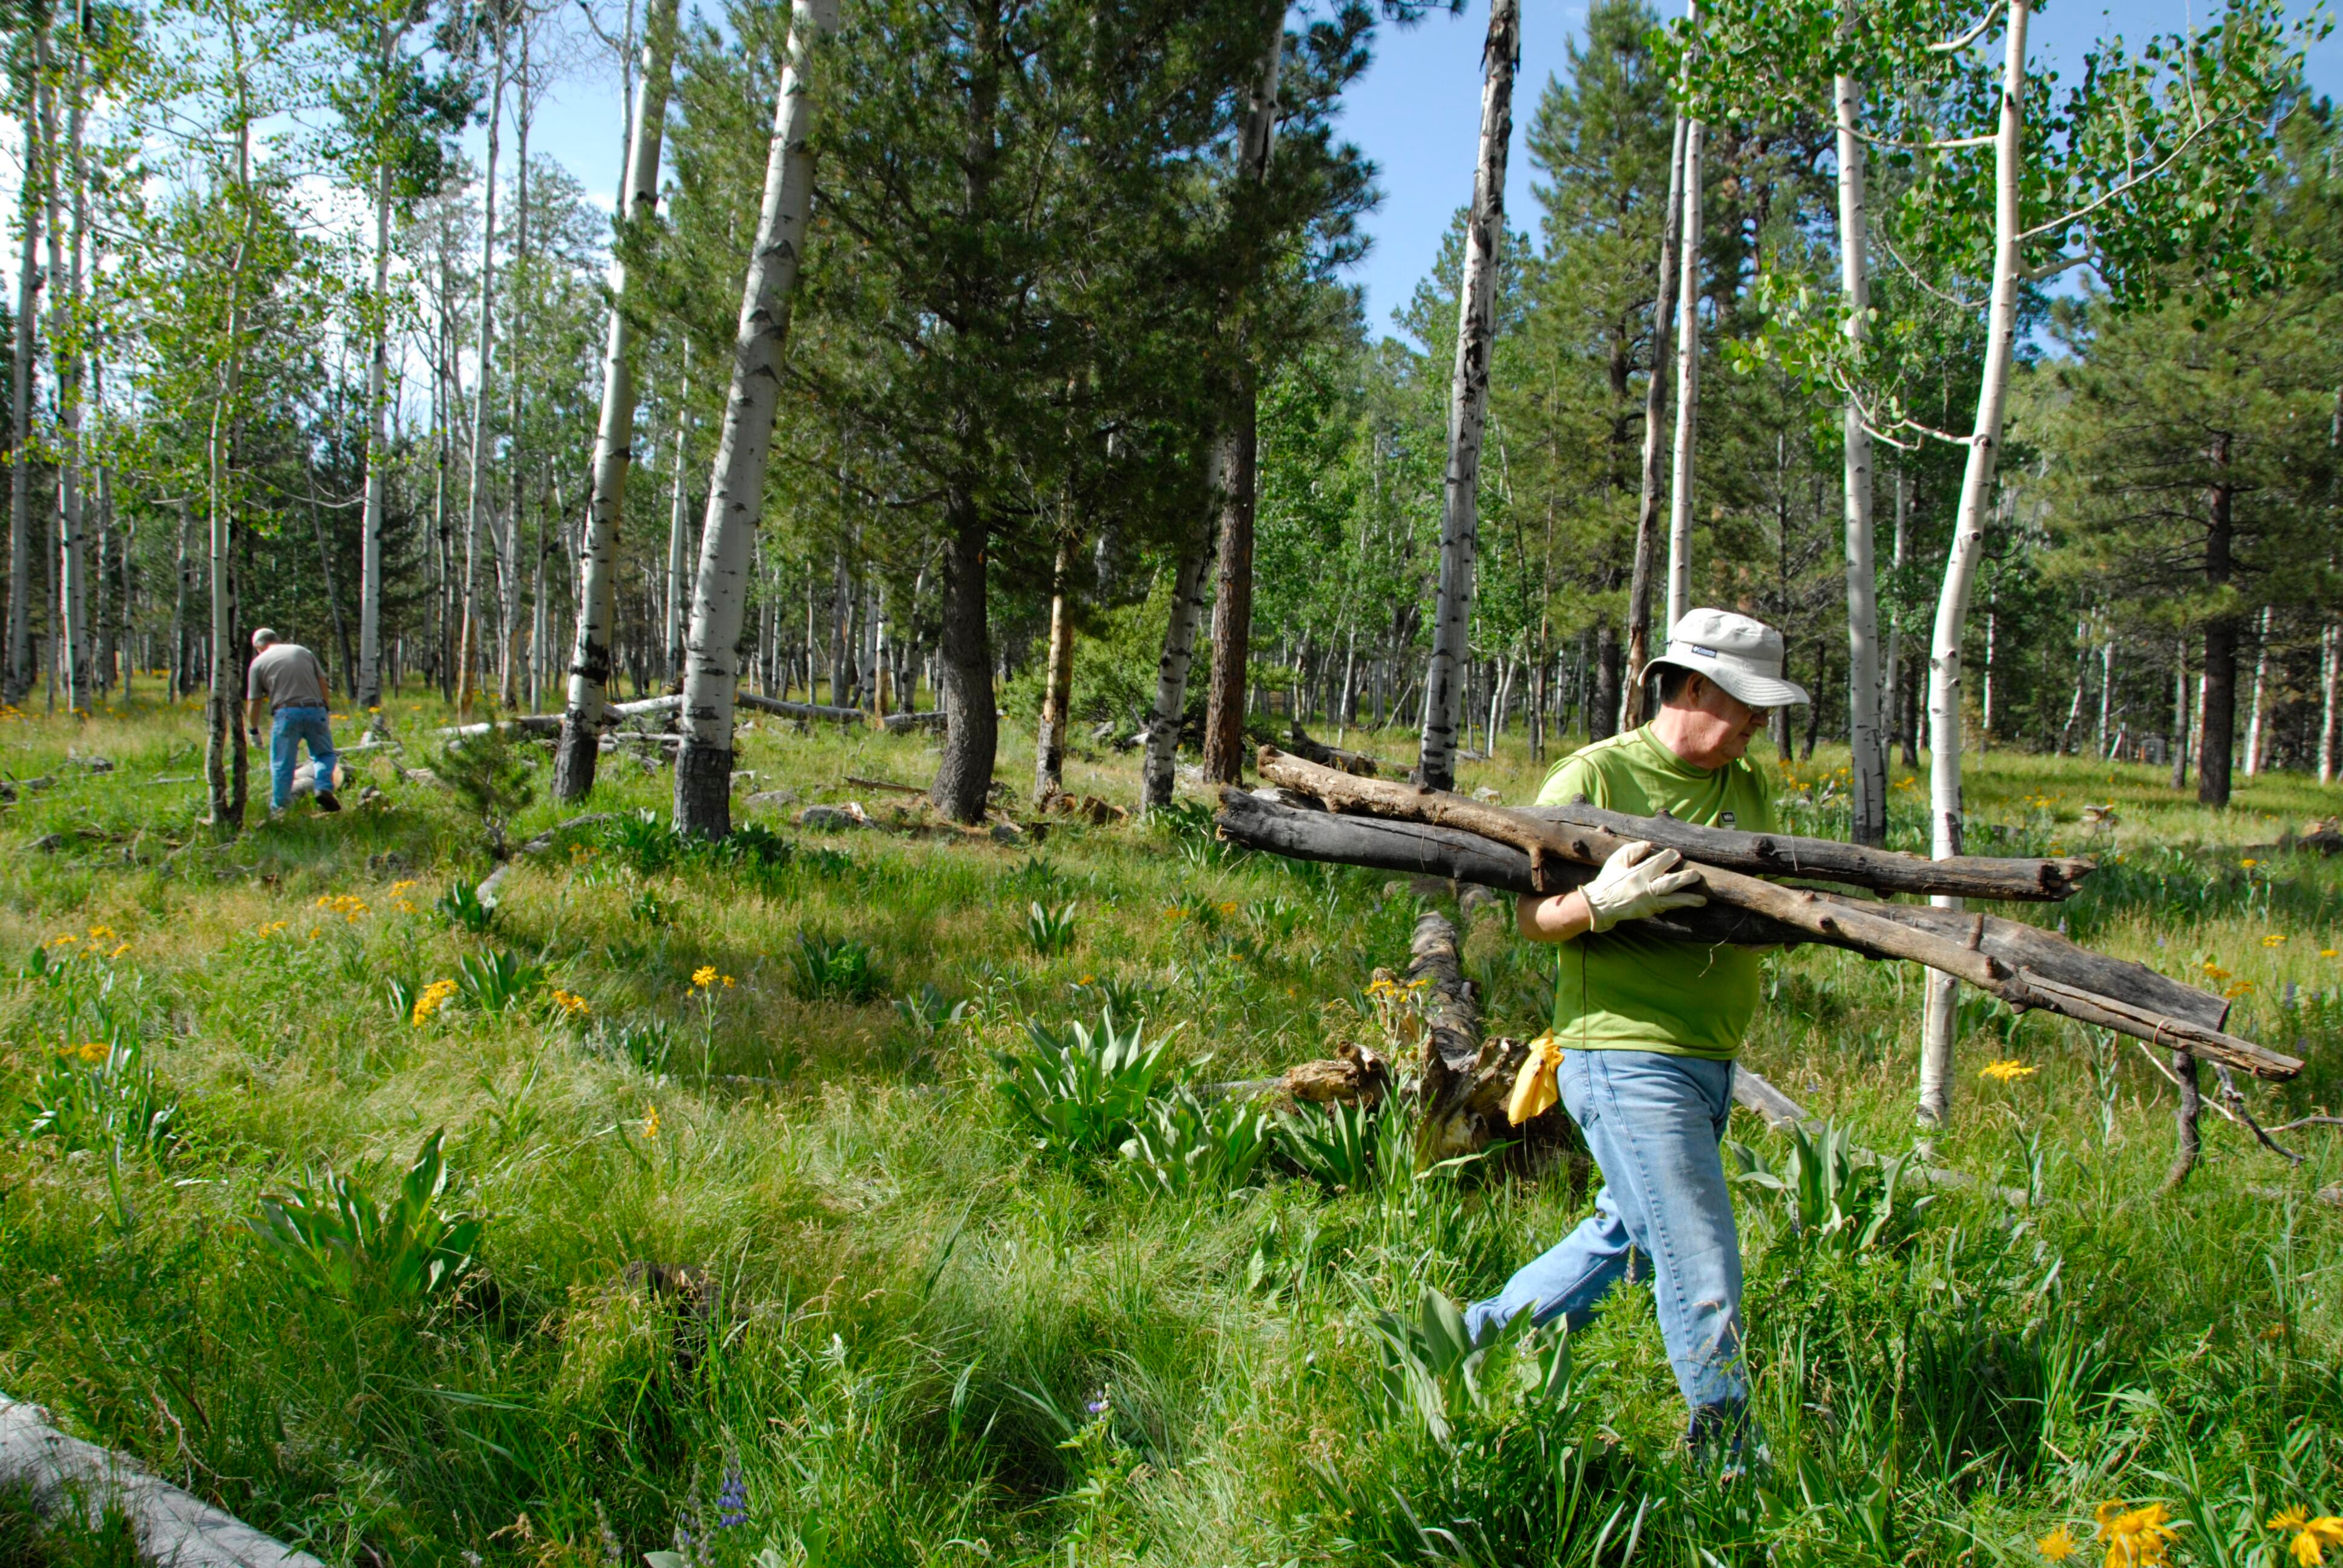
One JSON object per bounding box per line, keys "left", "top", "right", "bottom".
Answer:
{"left": 270, "top": 706, "right": 338, "bottom": 809}
{"left": 1467, "top": 1049, "right": 1746, "bottom": 1417}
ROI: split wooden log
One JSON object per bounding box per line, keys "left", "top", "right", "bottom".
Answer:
{"left": 1247, "top": 749, "right": 2299, "bottom": 1081}
{"left": 1260, "top": 722, "right": 1389, "bottom": 778}
{"left": 1409, "top": 910, "right": 1545, "bottom": 1163}
{"left": 1521, "top": 799, "right": 2094, "bottom": 901}
{"left": 1216, "top": 789, "right": 2230, "bottom": 1034}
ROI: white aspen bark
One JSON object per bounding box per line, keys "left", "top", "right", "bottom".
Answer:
{"left": 664, "top": 343, "right": 693, "bottom": 683}
{"left": 2243, "top": 604, "right": 2270, "bottom": 777}
{"left": 2321, "top": 620, "right": 2339, "bottom": 785}
{"left": 7, "top": 51, "right": 42, "bottom": 706}
{"left": 499, "top": 18, "right": 532, "bottom": 711}
{"left": 42, "top": 24, "right": 88, "bottom": 714}
{"left": 1665, "top": 6, "right": 1703, "bottom": 635}
{"left": 1891, "top": 467, "right": 1914, "bottom": 765}
{"left": 1141, "top": 536, "right": 1213, "bottom": 813}
{"left": 672, "top": 0, "right": 837, "bottom": 838}
{"left": 355, "top": 19, "right": 405, "bottom": 715}
{"left": 1417, "top": 0, "right": 1519, "bottom": 793}
{"left": 2097, "top": 636, "right": 2115, "bottom": 757}
{"left": 555, "top": 0, "right": 678, "bottom": 800}
{"left": 1837, "top": 53, "right": 1885, "bottom": 847}
{"left": 1623, "top": 114, "right": 1687, "bottom": 732}
{"left": 454, "top": 21, "right": 505, "bottom": 719}
{"left": 1034, "top": 540, "right": 1075, "bottom": 803}
{"left": 2171, "top": 638, "right": 2191, "bottom": 790}
{"left": 1918, "top": 0, "right": 2029, "bottom": 1127}
{"left": 206, "top": 97, "right": 257, "bottom": 834}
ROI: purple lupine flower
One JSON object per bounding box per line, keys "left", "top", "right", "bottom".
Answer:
{"left": 717, "top": 1461, "right": 749, "bottom": 1530}
{"left": 1086, "top": 1395, "right": 1109, "bottom": 1416}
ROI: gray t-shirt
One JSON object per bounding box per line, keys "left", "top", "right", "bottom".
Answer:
{"left": 246, "top": 643, "right": 331, "bottom": 711}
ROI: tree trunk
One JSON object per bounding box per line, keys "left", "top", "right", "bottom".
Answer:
{"left": 42, "top": 24, "right": 88, "bottom": 715}
{"left": 1623, "top": 114, "right": 1687, "bottom": 732}
{"left": 355, "top": 22, "right": 401, "bottom": 714}
{"left": 1034, "top": 540, "right": 1076, "bottom": 804}
{"left": 1919, "top": 0, "right": 2030, "bottom": 1128}
{"left": 664, "top": 345, "right": 693, "bottom": 684}
{"left": 672, "top": 0, "right": 837, "bottom": 838}
{"left": 2321, "top": 620, "right": 2338, "bottom": 785}
{"left": 555, "top": 0, "right": 678, "bottom": 801}
{"left": 169, "top": 499, "right": 190, "bottom": 697}
{"left": 1141, "top": 531, "right": 1212, "bottom": 812}
{"left": 206, "top": 106, "right": 257, "bottom": 837}
{"left": 499, "top": 19, "right": 533, "bottom": 711}
{"left": 2243, "top": 603, "right": 2270, "bottom": 780}
{"left": 1417, "top": 0, "right": 1518, "bottom": 792}
{"left": 2199, "top": 436, "right": 2237, "bottom": 806}
{"left": 1836, "top": 47, "right": 1885, "bottom": 848}
{"left": 1201, "top": 368, "right": 1260, "bottom": 784}
{"left": 2172, "top": 638, "right": 2191, "bottom": 791}
{"left": 931, "top": 492, "right": 997, "bottom": 822}
{"left": 1665, "top": 7, "right": 1704, "bottom": 635}
{"left": 454, "top": 21, "right": 506, "bottom": 719}
{"left": 1590, "top": 620, "right": 1620, "bottom": 741}
{"left": 1198, "top": 13, "right": 1285, "bottom": 787}
{"left": 6, "top": 49, "right": 41, "bottom": 707}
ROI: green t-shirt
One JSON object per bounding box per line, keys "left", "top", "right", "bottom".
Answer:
{"left": 1534, "top": 725, "right": 1776, "bottom": 1059}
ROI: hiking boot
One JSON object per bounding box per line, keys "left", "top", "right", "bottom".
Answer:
{"left": 316, "top": 792, "right": 342, "bottom": 814}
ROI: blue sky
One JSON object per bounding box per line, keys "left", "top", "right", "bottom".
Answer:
{"left": 510, "top": 0, "right": 2343, "bottom": 348}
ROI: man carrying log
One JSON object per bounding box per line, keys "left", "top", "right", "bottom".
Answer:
{"left": 1466, "top": 607, "right": 1806, "bottom": 1463}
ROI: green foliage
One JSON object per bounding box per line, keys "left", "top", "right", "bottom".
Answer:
{"left": 788, "top": 932, "right": 882, "bottom": 1002}
{"left": 436, "top": 879, "right": 497, "bottom": 934}
{"left": 1277, "top": 1095, "right": 1409, "bottom": 1195}
{"left": 1024, "top": 900, "right": 1078, "bottom": 957}
{"left": 433, "top": 728, "right": 539, "bottom": 858}
{"left": 1118, "top": 1087, "right": 1273, "bottom": 1194}
{"left": 1359, "top": 1287, "right": 1573, "bottom": 1449}
{"left": 244, "top": 1130, "right": 483, "bottom": 1312}
{"left": 17, "top": 1038, "right": 176, "bottom": 1162}
{"left": 1727, "top": 1119, "right": 1922, "bottom": 1256}
{"left": 454, "top": 949, "right": 544, "bottom": 1013}
{"left": 994, "top": 1009, "right": 1169, "bottom": 1159}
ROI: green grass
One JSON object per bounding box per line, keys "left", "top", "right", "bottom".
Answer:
{"left": 1, "top": 692, "right": 2340, "bottom": 1565}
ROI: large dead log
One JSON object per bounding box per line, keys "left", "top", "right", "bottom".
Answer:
{"left": 1521, "top": 799, "right": 2093, "bottom": 901}
{"left": 1408, "top": 910, "right": 1540, "bottom": 1163}
{"left": 1216, "top": 789, "right": 2229, "bottom": 1033}
{"left": 1249, "top": 750, "right": 2298, "bottom": 1080}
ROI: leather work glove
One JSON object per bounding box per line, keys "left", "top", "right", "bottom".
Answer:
{"left": 1582, "top": 839, "right": 1706, "bottom": 933}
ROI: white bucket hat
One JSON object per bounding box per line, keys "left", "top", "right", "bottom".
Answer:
{"left": 1646, "top": 607, "right": 1810, "bottom": 709}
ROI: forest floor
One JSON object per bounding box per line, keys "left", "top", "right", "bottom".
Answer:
{"left": 2, "top": 691, "right": 2341, "bottom": 1567}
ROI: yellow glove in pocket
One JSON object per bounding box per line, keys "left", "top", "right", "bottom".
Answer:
{"left": 1505, "top": 1032, "right": 1565, "bottom": 1126}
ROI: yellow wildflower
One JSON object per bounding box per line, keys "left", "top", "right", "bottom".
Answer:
{"left": 2243, "top": 857, "right": 2261, "bottom": 868}
{"left": 73, "top": 1041, "right": 109, "bottom": 1064}
{"left": 692, "top": 965, "right": 719, "bottom": 990}
{"left": 2094, "top": 1501, "right": 2178, "bottom": 1566}
{"left": 388, "top": 879, "right": 419, "bottom": 897}
{"left": 2225, "top": 981, "right": 2256, "bottom": 999}
{"left": 2037, "top": 1524, "right": 2078, "bottom": 1561}
{"left": 1979, "top": 1059, "right": 2037, "bottom": 1083}
{"left": 721, "top": 974, "right": 736, "bottom": 988}
{"left": 411, "top": 978, "right": 458, "bottom": 1027}
{"left": 86, "top": 925, "right": 114, "bottom": 941}
{"left": 2269, "top": 1509, "right": 2343, "bottom": 1567}
{"left": 2264, "top": 933, "right": 2287, "bottom": 947}
{"left": 47, "top": 933, "right": 77, "bottom": 947}
{"left": 107, "top": 943, "right": 128, "bottom": 959}
{"left": 642, "top": 1104, "right": 661, "bottom": 1143}
{"left": 550, "top": 989, "right": 591, "bottom": 1018}
{"left": 2202, "top": 962, "right": 2232, "bottom": 982}
{"left": 1078, "top": 974, "right": 1095, "bottom": 985}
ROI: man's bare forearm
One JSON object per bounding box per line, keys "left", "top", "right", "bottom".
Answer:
{"left": 1517, "top": 889, "right": 1594, "bottom": 944}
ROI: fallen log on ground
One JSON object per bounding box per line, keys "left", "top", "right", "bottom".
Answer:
{"left": 1521, "top": 800, "right": 2094, "bottom": 901}
{"left": 1244, "top": 750, "right": 2296, "bottom": 1080}
{"left": 736, "top": 693, "right": 864, "bottom": 724}
{"left": 1256, "top": 722, "right": 1389, "bottom": 779}
{"left": 1217, "top": 790, "right": 2230, "bottom": 1034}
{"left": 1411, "top": 910, "right": 1547, "bottom": 1163}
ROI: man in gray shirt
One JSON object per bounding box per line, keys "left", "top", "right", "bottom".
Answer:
{"left": 244, "top": 628, "right": 341, "bottom": 814}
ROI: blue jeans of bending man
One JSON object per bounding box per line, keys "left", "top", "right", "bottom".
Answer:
{"left": 1466, "top": 1048, "right": 1745, "bottom": 1418}
{"left": 270, "top": 705, "right": 339, "bottom": 811}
